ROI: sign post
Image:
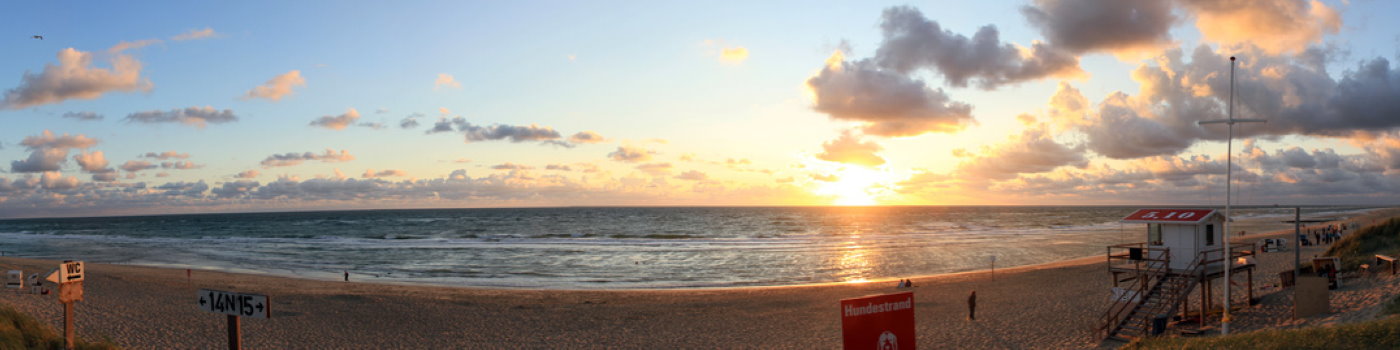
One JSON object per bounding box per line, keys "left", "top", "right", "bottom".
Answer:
{"left": 841, "top": 292, "right": 916, "bottom": 350}
{"left": 198, "top": 289, "right": 270, "bottom": 350}
{"left": 45, "top": 261, "right": 84, "bottom": 350}
{"left": 989, "top": 256, "right": 997, "bottom": 281}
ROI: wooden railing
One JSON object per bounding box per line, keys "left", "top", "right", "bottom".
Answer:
{"left": 1196, "top": 244, "right": 1256, "bottom": 272}
{"left": 1099, "top": 244, "right": 1171, "bottom": 339}
{"left": 1106, "top": 242, "right": 1171, "bottom": 273}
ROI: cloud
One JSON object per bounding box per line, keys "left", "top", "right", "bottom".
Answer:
{"left": 636, "top": 162, "right": 673, "bottom": 176}
{"left": 608, "top": 146, "right": 654, "bottom": 163}
{"left": 161, "top": 161, "right": 203, "bottom": 170}
{"left": 72, "top": 151, "right": 110, "bottom": 172}
{"left": 20, "top": 130, "right": 99, "bottom": 149}
{"left": 426, "top": 117, "right": 458, "bottom": 134}
{"left": 152, "top": 181, "right": 210, "bottom": 197}
{"left": 171, "top": 28, "right": 217, "bottom": 41}
{"left": 459, "top": 123, "right": 561, "bottom": 143}
{"left": 811, "top": 173, "right": 840, "bottom": 182}
{"left": 62, "top": 111, "right": 104, "bottom": 121}
{"left": 807, "top": 58, "right": 975, "bottom": 136}
{"left": 400, "top": 113, "right": 423, "bottom": 129}
{"left": 108, "top": 39, "right": 162, "bottom": 53}
{"left": 309, "top": 108, "right": 361, "bottom": 130}
{"left": 720, "top": 47, "right": 749, "bottom": 63}
{"left": 435, "top": 74, "right": 461, "bottom": 89}
{"left": 953, "top": 126, "right": 1088, "bottom": 180}
{"left": 12, "top": 148, "right": 70, "bottom": 173}
{"left": 1, "top": 48, "right": 151, "bottom": 109}
{"left": 1021, "top": 0, "right": 1177, "bottom": 56}
{"left": 91, "top": 171, "right": 118, "bottom": 182}
{"left": 1180, "top": 0, "right": 1341, "bottom": 55}
{"left": 1081, "top": 91, "right": 1197, "bottom": 159}
{"left": 120, "top": 160, "right": 158, "bottom": 172}
{"left": 142, "top": 151, "right": 190, "bottom": 160}
{"left": 235, "top": 170, "right": 260, "bottom": 179}
{"left": 125, "top": 106, "right": 238, "bottom": 128}
{"left": 259, "top": 149, "right": 356, "bottom": 167}
{"left": 40, "top": 172, "right": 80, "bottom": 190}
{"left": 1029, "top": 43, "right": 1400, "bottom": 161}
{"left": 675, "top": 170, "right": 708, "bottom": 181}
{"left": 873, "top": 6, "right": 1082, "bottom": 89}
{"left": 242, "top": 70, "right": 305, "bottom": 101}
{"left": 212, "top": 180, "right": 260, "bottom": 198}
{"left": 815, "top": 130, "right": 886, "bottom": 167}
{"left": 568, "top": 131, "right": 607, "bottom": 144}
{"left": 0, "top": 165, "right": 828, "bottom": 218}
{"left": 10, "top": 131, "right": 99, "bottom": 173}
{"left": 545, "top": 164, "right": 572, "bottom": 171}
{"left": 490, "top": 163, "right": 533, "bottom": 170}
{"left": 362, "top": 169, "right": 408, "bottom": 178}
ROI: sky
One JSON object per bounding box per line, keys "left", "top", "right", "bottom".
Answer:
{"left": 2, "top": 0, "right": 1400, "bottom": 218}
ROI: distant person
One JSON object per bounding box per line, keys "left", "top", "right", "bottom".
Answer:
{"left": 344, "top": 270, "right": 349, "bottom": 282}
{"left": 967, "top": 290, "right": 977, "bottom": 321}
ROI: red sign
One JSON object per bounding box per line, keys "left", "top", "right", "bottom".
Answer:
{"left": 1121, "top": 209, "right": 1215, "bottom": 223}
{"left": 841, "top": 292, "right": 915, "bottom": 350}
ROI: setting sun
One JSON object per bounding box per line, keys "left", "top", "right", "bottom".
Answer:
{"left": 814, "top": 167, "right": 895, "bottom": 205}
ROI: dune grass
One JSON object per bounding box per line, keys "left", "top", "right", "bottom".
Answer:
{"left": 0, "top": 303, "right": 119, "bottom": 350}
{"left": 1324, "top": 218, "right": 1400, "bottom": 271}
{"left": 1385, "top": 294, "right": 1400, "bottom": 316}
{"left": 1126, "top": 316, "right": 1400, "bottom": 350}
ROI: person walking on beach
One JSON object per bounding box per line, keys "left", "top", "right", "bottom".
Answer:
{"left": 967, "top": 290, "right": 977, "bottom": 321}
{"left": 344, "top": 270, "right": 349, "bottom": 282}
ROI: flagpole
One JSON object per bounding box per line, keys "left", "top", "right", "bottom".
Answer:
{"left": 1197, "top": 56, "right": 1265, "bottom": 335}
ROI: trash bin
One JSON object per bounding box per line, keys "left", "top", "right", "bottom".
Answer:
{"left": 1151, "top": 314, "right": 1169, "bottom": 336}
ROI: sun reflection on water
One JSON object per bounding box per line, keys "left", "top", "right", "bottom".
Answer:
{"left": 835, "top": 242, "right": 875, "bottom": 283}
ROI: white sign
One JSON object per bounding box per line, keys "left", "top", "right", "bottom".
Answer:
{"left": 198, "top": 289, "right": 270, "bottom": 319}
{"left": 5, "top": 270, "right": 21, "bottom": 289}
{"left": 57, "top": 261, "right": 83, "bottom": 283}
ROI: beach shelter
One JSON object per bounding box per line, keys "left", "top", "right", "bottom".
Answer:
{"left": 1120, "top": 208, "right": 1226, "bottom": 270}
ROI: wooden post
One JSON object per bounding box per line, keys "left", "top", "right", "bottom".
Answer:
{"left": 227, "top": 315, "right": 241, "bottom": 350}
{"left": 1205, "top": 278, "right": 1212, "bottom": 319}
{"left": 1247, "top": 269, "right": 1254, "bottom": 304}
{"left": 1199, "top": 276, "right": 1207, "bottom": 323}
{"left": 63, "top": 301, "right": 74, "bottom": 350}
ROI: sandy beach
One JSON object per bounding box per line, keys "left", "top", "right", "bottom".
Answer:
{"left": 2, "top": 208, "right": 1396, "bottom": 349}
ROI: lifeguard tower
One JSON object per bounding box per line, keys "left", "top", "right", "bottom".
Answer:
{"left": 1097, "top": 208, "right": 1257, "bottom": 340}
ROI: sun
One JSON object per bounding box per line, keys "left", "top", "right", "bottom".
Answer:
{"left": 815, "top": 167, "right": 888, "bottom": 206}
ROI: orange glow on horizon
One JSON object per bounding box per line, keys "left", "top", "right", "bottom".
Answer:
{"left": 814, "top": 167, "right": 897, "bottom": 206}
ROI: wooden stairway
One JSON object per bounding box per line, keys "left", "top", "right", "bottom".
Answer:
{"left": 1106, "top": 273, "right": 1198, "bottom": 340}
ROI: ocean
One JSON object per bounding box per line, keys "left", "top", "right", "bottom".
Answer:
{"left": 0, "top": 206, "right": 1380, "bottom": 289}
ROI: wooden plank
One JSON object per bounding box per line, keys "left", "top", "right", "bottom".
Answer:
{"left": 1295, "top": 276, "right": 1329, "bottom": 318}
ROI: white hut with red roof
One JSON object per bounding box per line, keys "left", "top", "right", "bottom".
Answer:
{"left": 1098, "top": 208, "right": 1257, "bottom": 341}
{"left": 1119, "top": 208, "right": 1226, "bottom": 271}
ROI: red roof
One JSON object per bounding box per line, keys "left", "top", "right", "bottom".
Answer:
{"left": 1120, "top": 208, "right": 1219, "bottom": 224}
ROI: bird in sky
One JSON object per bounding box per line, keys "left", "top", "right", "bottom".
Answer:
{"left": 32, "top": 35, "right": 43, "bottom": 40}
